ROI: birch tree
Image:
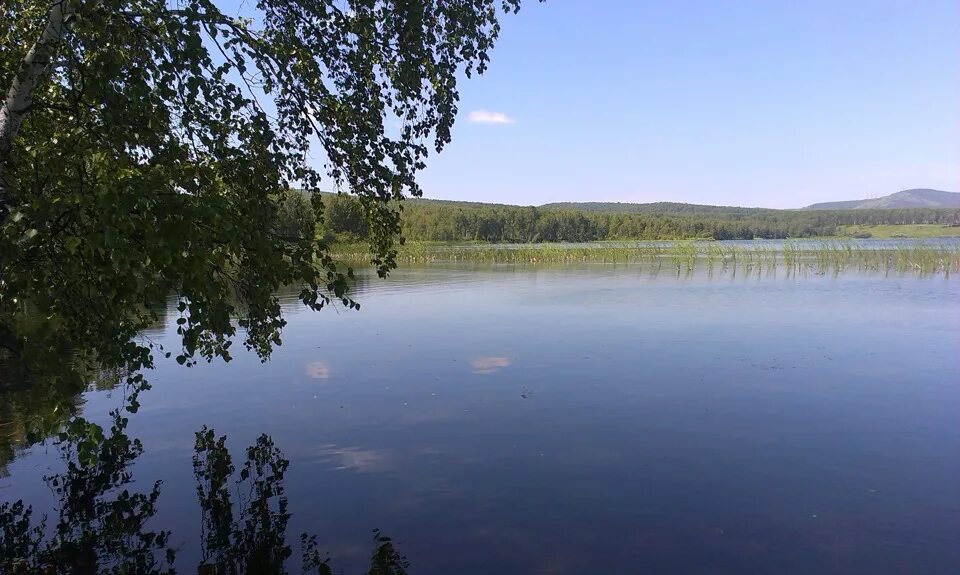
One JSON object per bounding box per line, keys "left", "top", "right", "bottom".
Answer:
{"left": 0, "top": 0, "right": 524, "bottom": 383}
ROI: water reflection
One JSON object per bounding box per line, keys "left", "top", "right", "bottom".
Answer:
{"left": 306, "top": 361, "right": 332, "bottom": 380}
{"left": 0, "top": 409, "right": 174, "bottom": 573}
{"left": 315, "top": 445, "right": 391, "bottom": 473}
{"left": 470, "top": 356, "right": 512, "bottom": 374}
{"left": 0, "top": 381, "right": 80, "bottom": 477}
{"left": 2, "top": 265, "right": 958, "bottom": 574}
{"left": 0, "top": 359, "right": 124, "bottom": 477}
{"left": 0, "top": 418, "right": 409, "bottom": 575}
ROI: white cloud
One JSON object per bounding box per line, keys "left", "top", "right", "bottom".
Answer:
{"left": 467, "top": 109, "right": 516, "bottom": 125}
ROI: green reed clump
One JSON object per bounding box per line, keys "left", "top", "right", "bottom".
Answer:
{"left": 329, "top": 240, "right": 960, "bottom": 276}
{"left": 890, "top": 241, "right": 960, "bottom": 274}
{"left": 782, "top": 240, "right": 799, "bottom": 272}
{"left": 672, "top": 241, "right": 697, "bottom": 272}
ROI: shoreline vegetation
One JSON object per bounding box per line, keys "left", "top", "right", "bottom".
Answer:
{"left": 312, "top": 192, "right": 960, "bottom": 244}
{"left": 834, "top": 224, "right": 960, "bottom": 239}
{"left": 310, "top": 194, "right": 960, "bottom": 274}
{"left": 331, "top": 240, "right": 960, "bottom": 275}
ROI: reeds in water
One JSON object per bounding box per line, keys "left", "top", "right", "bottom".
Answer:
{"left": 329, "top": 240, "right": 960, "bottom": 276}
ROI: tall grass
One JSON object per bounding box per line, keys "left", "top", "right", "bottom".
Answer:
{"left": 330, "top": 240, "right": 960, "bottom": 276}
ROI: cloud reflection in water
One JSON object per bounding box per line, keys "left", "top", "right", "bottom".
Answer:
{"left": 470, "top": 356, "right": 512, "bottom": 374}
{"left": 305, "top": 361, "right": 331, "bottom": 379}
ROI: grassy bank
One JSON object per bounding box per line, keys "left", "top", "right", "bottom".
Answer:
{"left": 330, "top": 240, "right": 960, "bottom": 275}
{"left": 837, "top": 224, "right": 960, "bottom": 239}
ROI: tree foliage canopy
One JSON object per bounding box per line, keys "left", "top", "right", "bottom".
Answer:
{"left": 0, "top": 0, "right": 525, "bottom": 383}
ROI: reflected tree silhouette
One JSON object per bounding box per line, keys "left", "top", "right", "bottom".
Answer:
{"left": 1, "top": 414, "right": 409, "bottom": 575}
{"left": 0, "top": 409, "right": 174, "bottom": 574}
{"left": 0, "top": 360, "right": 127, "bottom": 477}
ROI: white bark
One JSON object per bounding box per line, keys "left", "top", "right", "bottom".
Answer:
{"left": 0, "top": 0, "right": 75, "bottom": 218}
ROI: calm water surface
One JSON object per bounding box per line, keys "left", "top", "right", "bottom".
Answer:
{"left": 3, "top": 265, "right": 959, "bottom": 574}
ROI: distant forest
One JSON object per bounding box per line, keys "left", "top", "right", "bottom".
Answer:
{"left": 308, "top": 194, "right": 960, "bottom": 242}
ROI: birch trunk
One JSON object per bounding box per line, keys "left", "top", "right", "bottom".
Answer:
{"left": 0, "top": 0, "right": 75, "bottom": 222}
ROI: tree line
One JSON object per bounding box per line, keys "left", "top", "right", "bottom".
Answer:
{"left": 307, "top": 194, "right": 960, "bottom": 242}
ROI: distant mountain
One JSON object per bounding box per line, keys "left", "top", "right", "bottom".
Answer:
{"left": 405, "top": 190, "right": 959, "bottom": 214}
{"left": 804, "top": 189, "right": 959, "bottom": 210}
{"left": 403, "top": 198, "right": 787, "bottom": 216}
{"left": 315, "top": 189, "right": 960, "bottom": 214}
{"left": 539, "top": 201, "right": 779, "bottom": 216}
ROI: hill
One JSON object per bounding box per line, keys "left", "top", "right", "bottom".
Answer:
{"left": 317, "top": 190, "right": 958, "bottom": 214}
{"left": 310, "top": 190, "right": 960, "bottom": 242}
{"left": 539, "top": 201, "right": 778, "bottom": 215}
{"left": 804, "top": 189, "right": 959, "bottom": 210}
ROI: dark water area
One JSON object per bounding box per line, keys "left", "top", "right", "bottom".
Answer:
{"left": 2, "top": 265, "right": 959, "bottom": 574}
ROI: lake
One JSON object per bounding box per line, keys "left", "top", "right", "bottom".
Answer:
{"left": 2, "top": 263, "right": 959, "bottom": 574}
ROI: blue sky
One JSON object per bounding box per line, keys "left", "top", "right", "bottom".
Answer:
{"left": 415, "top": 0, "right": 959, "bottom": 208}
